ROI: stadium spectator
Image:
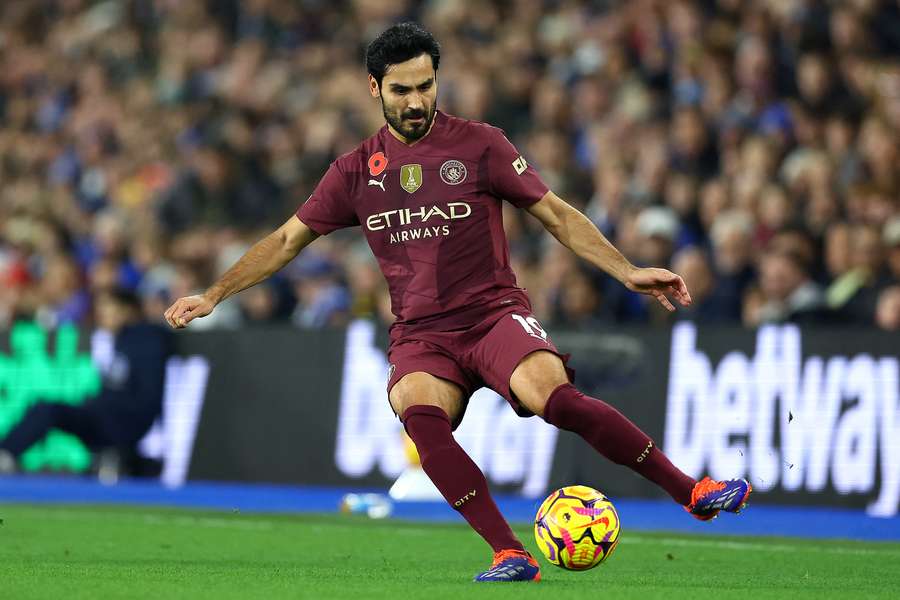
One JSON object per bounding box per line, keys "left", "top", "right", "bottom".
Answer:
{"left": 552, "top": 269, "right": 608, "bottom": 329}
{"left": 286, "top": 253, "right": 351, "bottom": 328}
{"left": 669, "top": 246, "right": 731, "bottom": 322}
{"left": 885, "top": 217, "right": 900, "bottom": 281}
{"left": 755, "top": 184, "right": 793, "bottom": 248}
{"left": 875, "top": 285, "right": 900, "bottom": 331}
{"left": 237, "top": 279, "right": 293, "bottom": 325}
{"left": 750, "top": 249, "right": 826, "bottom": 325}
{"left": 824, "top": 220, "right": 854, "bottom": 281}
{"left": 0, "top": 0, "right": 897, "bottom": 331}
{"left": 344, "top": 248, "right": 387, "bottom": 321}
{"left": 35, "top": 253, "right": 92, "bottom": 327}
{"left": 708, "top": 210, "right": 756, "bottom": 321}
{"left": 636, "top": 207, "right": 679, "bottom": 264}
{"left": 827, "top": 224, "right": 890, "bottom": 322}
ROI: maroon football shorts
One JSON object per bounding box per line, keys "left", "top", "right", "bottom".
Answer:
{"left": 386, "top": 300, "right": 574, "bottom": 429}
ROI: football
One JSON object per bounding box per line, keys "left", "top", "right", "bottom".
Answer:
{"left": 533, "top": 485, "right": 621, "bottom": 570}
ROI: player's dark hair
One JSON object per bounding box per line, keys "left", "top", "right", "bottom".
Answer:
{"left": 366, "top": 22, "right": 440, "bottom": 87}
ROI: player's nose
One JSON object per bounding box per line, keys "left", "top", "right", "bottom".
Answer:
{"left": 406, "top": 92, "right": 424, "bottom": 111}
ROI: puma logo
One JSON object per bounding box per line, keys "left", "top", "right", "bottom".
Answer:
{"left": 636, "top": 440, "right": 653, "bottom": 463}
{"left": 453, "top": 489, "right": 477, "bottom": 507}
{"left": 368, "top": 175, "right": 386, "bottom": 191}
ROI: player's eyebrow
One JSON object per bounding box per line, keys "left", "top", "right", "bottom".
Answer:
{"left": 389, "top": 78, "right": 434, "bottom": 92}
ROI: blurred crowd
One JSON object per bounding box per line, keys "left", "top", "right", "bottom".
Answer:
{"left": 1, "top": 0, "right": 899, "bottom": 332}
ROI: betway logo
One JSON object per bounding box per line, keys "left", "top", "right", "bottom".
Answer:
{"left": 365, "top": 202, "right": 471, "bottom": 231}
{"left": 663, "top": 322, "right": 900, "bottom": 517}
{"left": 333, "top": 320, "right": 558, "bottom": 497}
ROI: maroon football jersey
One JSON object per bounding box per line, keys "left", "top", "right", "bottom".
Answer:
{"left": 296, "top": 110, "right": 549, "bottom": 327}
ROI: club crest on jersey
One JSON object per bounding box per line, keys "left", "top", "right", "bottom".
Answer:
{"left": 400, "top": 164, "right": 423, "bottom": 193}
{"left": 439, "top": 160, "right": 467, "bottom": 185}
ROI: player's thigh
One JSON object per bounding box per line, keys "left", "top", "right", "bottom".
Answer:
{"left": 471, "top": 308, "right": 571, "bottom": 417}
{"left": 389, "top": 371, "right": 466, "bottom": 423}
{"left": 509, "top": 350, "right": 569, "bottom": 418}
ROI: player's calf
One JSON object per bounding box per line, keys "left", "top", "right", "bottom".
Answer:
{"left": 541, "top": 383, "right": 695, "bottom": 506}
{"left": 402, "top": 405, "right": 526, "bottom": 553}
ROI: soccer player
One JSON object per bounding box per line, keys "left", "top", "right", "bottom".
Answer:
{"left": 164, "top": 23, "right": 751, "bottom": 583}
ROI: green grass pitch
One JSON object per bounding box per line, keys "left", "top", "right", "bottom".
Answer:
{"left": 2, "top": 504, "right": 899, "bottom": 599}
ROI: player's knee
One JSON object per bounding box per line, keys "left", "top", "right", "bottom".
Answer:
{"left": 518, "top": 391, "right": 555, "bottom": 418}
{"left": 389, "top": 372, "right": 463, "bottom": 423}
{"left": 510, "top": 351, "right": 569, "bottom": 418}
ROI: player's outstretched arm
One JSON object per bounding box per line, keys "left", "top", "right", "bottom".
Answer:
{"left": 526, "top": 191, "right": 692, "bottom": 312}
{"left": 164, "top": 215, "right": 318, "bottom": 328}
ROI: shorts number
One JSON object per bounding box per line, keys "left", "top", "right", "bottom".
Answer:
{"left": 511, "top": 314, "right": 548, "bottom": 340}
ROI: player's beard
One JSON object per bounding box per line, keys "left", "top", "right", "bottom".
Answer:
{"left": 382, "top": 99, "right": 436, "bottom": 142}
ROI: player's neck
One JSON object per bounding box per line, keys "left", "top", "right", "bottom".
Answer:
{"left": 386, "top": 116, "right": 437, "bottom": 146}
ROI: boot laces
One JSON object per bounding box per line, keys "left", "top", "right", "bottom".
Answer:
{"left": 491, "top": 549, "right": 529, "bottom": 567}
{"left": 692, "top": 476, "right": 726, "bottom": 504}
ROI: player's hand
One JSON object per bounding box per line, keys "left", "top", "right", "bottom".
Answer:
{"left": 624, "top": 267, "right": 692, "bottom": 312}
{"left": 164, "top": 294, "right": 216, "bottom": 329}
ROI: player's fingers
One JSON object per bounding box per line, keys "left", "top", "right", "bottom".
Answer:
{"left": 171, "top": 301, "right": 194, "bottom": 329}
{"left": 666, "top": 285, "right": 688, "bottom": 306}
{"left": 659, "top": 274, "right": 689, "bottom": 305}
{"left": 176, "top": 305, "right": 194, "bottom": 328}
{"left": 655, "top": 290, "right": 676, "bottom": 312}
{"left": 673, "top": 275, "right": 692, "bottom": 305}
{"left": 164, "top": 302, "right": 179, "bottom": 328}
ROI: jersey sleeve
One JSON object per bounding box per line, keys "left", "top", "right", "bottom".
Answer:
{"left": 487, "top": 128, "right": 549, "bottom": 208}
{"left": 295, "top": 162, "right": 359, "bottom": 235}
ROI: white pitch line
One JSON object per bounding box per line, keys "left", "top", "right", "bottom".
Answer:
{"left": 625, "top": 535, "right": 900, "bottom": 557}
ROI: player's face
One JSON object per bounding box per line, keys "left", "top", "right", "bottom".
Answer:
{"left": 370, "top": 54, "right": 437, "bottom": 142}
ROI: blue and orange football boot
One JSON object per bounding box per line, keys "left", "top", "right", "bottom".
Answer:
{"left": 685, "top": 476, "right": 752, "bottom": 521}
{"left": 474, "top": 549, "right": 541, "bottom": 582}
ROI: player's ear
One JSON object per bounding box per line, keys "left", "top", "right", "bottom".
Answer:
{"left": 368, "top": 75, "right": 380, "bottom": 98}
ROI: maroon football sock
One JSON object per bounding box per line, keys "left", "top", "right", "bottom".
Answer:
{"left": 543, "top": 383, "right": 695, "bottom": 506}
{"left": 402, "top": 405, "right": 524, "bottom": 553}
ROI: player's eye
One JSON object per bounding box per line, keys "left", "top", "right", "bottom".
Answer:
{"left": 418, "top": 82, "right": 432, "bottom": 91}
